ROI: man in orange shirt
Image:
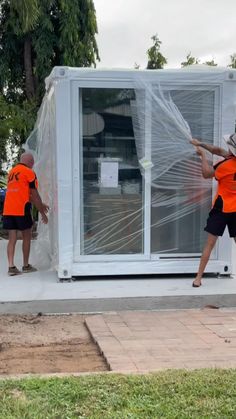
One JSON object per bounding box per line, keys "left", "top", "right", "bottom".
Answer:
{"left": 190, "top": 134, "right": 236, "bottom": 287}
{"left": 3, "top": 152, "right": 49, "bottom": 276}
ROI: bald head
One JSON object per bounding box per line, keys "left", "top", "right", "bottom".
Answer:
{"left": 20, "top": 152, "right": 34, "bottom": 169}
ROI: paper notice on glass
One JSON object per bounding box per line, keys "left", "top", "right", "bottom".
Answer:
{"left": 100, "top": 161, "right": 119, "bottom": 187}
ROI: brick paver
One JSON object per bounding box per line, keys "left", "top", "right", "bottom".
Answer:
{"left": 85, "top": 308, "right": 236, "bottom": 372}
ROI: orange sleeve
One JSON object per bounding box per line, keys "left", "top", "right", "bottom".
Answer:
{"left": 25, "top": 168, "right": 36, "bottom": 183}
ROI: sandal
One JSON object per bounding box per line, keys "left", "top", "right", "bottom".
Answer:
{"left": 192, "top": 280, "right": 201, "bottom": 288}
{"left": 8, "top": 266, "right": 22, "bottom": 276}
{"left": 22, "top": 264, "right": 37, "bottom": 273}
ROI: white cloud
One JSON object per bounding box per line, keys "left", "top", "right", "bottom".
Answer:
{"left": 93, "top": 0, "right": 236, "bottom": 69}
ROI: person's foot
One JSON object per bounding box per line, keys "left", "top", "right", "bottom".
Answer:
{"left": 22, "top": 264, "right": 37, "bottom": 273}
{"left": 192, "top": 278, "right": 202, "bottom": 287}
{"left": 8, "top": 266, "right": 22, "bottom": 276}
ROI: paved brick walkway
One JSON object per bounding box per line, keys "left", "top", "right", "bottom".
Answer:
{"left": 85, "top": 309, "right": 236, "bottom": 372}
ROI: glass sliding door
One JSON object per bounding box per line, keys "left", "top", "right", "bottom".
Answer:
{"left": 151, "top": 88, "right": 218, "bottom": 255}
{"left": 73, "top": 82, "right": 219, "bottom": 260}
{"left": 80, "top": 88, "right": 144, "bottom": 255}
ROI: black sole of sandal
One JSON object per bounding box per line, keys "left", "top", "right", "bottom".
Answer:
{"left": 192, "top": 282, "right": 201, "bottom": 287}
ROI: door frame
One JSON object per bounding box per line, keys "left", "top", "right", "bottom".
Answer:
{"left": 71, "top": 80, "right": 221, "bottom": 263}
{"left": 149, "top": 83, "right": 221, "bottom": 260}
{"left": 71, "top": 79, "right": 151, "bottom": 262}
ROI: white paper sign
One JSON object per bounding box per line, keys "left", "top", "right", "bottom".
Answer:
{"left": 100, "top": 161, "right": 119, "bottom": 187}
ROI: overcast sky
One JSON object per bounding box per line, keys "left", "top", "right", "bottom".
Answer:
{"left": 93, "top": 0, "right": 236, "bottom": 69}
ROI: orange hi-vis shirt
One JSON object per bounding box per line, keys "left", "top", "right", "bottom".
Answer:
{"left": 3, "top": 164, "right": 37, "bottom": 216}
{"left": 213, "top": 156, "right": 236, "bottom": 213}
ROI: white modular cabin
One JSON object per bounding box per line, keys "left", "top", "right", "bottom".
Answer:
{"left": 27, "top": 66, "right": 236, "bottom": 280}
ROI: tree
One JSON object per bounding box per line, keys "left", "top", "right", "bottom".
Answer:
{"left": 181, "top": 52, "right": 199, "bottom": 67}
{"left": 10, "top": 0, "right": 40, "bottom": 32}
{"left": 146, "top": 34, "right": 167, "bottom": 69}
{"left": 228, "top": 53, "right": 236, "bottom": 69}
{"left": 4, "top": 0, "right": 100, "bottom": 101}
{"left": 0, "top": 175, "right": 7, "bottom": 186}
{"left": 0, "top": 0, "right": 100, "bottom": 169}
{"left": 203, "top": 59, "right": 217, "bottom": 66}
{"left": 0, "top": 95, "right": 37, "bottom": 171}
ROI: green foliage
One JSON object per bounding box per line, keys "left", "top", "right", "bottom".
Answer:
{"left": 0, "top": 0, "right": 99, "bottom": 170}
{"left": 181, "top": 53, "right": 236, "bottom": 68}
{"left": 204, "top": 59, "right": 217, "bottom": 66}
{"left": 146, "top": 34, "right": 167, "bottom": 69}
{"left": 181, "top": 52, "right": 200, "bottom": 67}
{"left": 59, "top": 0, "right": 99, "bottom": 67}
{"left": 10, "top": 0, "right": 40, "bottom": 33}
{"left": 0, "top": 175, "right": 7, "bottom": 187}
{"left": 228, "top": 53, "right": 236, "bottom": 69}
{"left": 0, "top": 94, "right": 37, "bottom": 172}
{"left": 1, "top": 370, "right": 236, "bottom": 418}
{"left": 0, "top": 0, "right": 99, "bottom": 101}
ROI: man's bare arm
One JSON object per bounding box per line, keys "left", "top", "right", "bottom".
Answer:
{"left": 190, "top": 138, "right": 230, "bottom": 158}
{"left": 196, "top": 147, "right": 215, "bottom": 178}
{"left": 30, "top": 189, "right": 49, "bottom": 224}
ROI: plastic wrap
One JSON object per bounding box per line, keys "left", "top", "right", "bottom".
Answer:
{"left": 24, "top": 87, "right": 58, "bottom": 269}
{"left": 25, "top": 66, "right": 236, "bottom": 274}
{"left": 132, "top": 76, "right": 215, "bottom": 254}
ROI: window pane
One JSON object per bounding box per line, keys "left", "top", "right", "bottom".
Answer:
{"left": 81, "top": 88, "right": 144, "bottom": 255}
{"left": 151, "top": 89, "right": 215, "bottom": 254}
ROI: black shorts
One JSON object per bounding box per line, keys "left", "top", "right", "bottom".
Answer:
{"left": 3, "top": 203, "right": 33, "bottom": 231}
{"left": 204, "top": 208, "right": 236, "bottom": 237}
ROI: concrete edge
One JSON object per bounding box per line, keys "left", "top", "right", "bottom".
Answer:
{"left": 0, "top": 294, "right": 236, "bottom": 314}
{"left": 84, "top": 317, "right": 111, "bottom": 372}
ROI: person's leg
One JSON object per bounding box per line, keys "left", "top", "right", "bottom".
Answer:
{"left": 193, "top": 233, "right": 218, "bottom": 287}
{"left": 7, "top": 230, "right": 17, "bottom": 267}
{"left": 21, "top": 228, "right": 32, "bottom": 267}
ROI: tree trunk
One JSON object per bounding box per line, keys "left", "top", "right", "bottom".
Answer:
{"left": 24, "top": 36, "right": 35, "bottom": 100}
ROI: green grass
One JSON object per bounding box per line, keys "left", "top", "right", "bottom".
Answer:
{"left": 0, "top": 370, "right": 236, "bottom": 418}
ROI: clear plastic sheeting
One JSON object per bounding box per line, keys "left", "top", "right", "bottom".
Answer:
{"left": 24, "top": 88, "right": 58, "bottom": 269}
{"left": 24, "top": 66, "right": 236, "bottom": 274}
{"left": 132, "top": 80, "right": 193, "bottom": 178}
{"left": 80, "top": 80, "right": 214, "bottom": 256}
{"left": 132, "top": 76, "right": 216, "bottom": 254}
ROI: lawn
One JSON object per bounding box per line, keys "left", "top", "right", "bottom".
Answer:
{"left": 0, "top": 370, "right": 235, "bottom": 418}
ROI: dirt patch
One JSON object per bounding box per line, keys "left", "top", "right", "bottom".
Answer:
{"left": 0, "top": 314, "right": 108, "bottom": 375}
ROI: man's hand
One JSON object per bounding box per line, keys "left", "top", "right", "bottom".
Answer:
{"left": 190, "top": 138, "right": 229, "bottom": 158}
{"left": 195, "top": 146, "right": 205, "bottom": 157}
{"left": 42, "top": 203, "right": 49, "bottom": 213}
{"left": 30, "top": 189, "right": 50, "bottom": 220}
{"left": 40, "top": 203, "right": 49, "bottom": 224}
{"left": 41, "top": 212, "right": 48, "bottom": 224}
{"left": 190, "top": 138, "right": 201, "bottom": 147}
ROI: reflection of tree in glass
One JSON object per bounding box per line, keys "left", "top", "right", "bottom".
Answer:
{"left": 82, "top": 89, "right": 135, "bottom": 113}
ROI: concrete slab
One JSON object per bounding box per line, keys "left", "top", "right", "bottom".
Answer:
{"left": 85, "top": 309, "right": 236, "bottom": 372}
{"left": 0, "top": 240, "right": 236, "bottom": 313}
